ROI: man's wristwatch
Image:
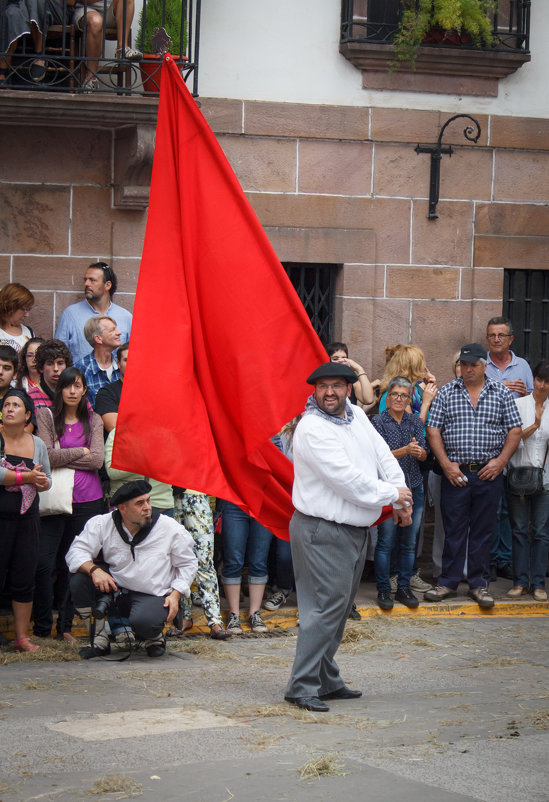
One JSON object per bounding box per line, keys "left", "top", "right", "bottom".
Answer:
{"left": 89, "top": 565, "right": 100, "bottom": 576}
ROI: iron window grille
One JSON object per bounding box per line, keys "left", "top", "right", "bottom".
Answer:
{"left": 283, "top": 263, "right": 337, "bottom": 345}
{"left": 503, "top": 269, "right": 549, "bottom": 366}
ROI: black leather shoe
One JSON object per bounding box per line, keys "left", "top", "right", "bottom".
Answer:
{"left": 321, "top": 686, "right": 362, "bottom": 700}
{"left": 395, "top": 586, "right": 419, "bottom": 608}
{"left": 347, "top": 603, "right": 361, "bottom": 620}
{"left": 284, "top": 695, "right": 329, "bottom": 712}
{"left": 377, "top": 589, "right": 394, "bottom": 610}
{"left": 497, "top": 563, "right": 514, "bottom": 581}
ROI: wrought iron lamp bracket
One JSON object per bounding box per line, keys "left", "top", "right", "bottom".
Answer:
{"left": 415, "top": 114, "right": 481, "bottom": 220}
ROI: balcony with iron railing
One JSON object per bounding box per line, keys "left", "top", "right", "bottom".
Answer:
{"left": 0, "top": 0, "right": 200, "bottom": 96}
{"left": 340, "top": 0, "right": 531, "bottom": 95}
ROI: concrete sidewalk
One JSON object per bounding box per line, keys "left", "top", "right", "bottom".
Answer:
{"left": 3, "top": 574, "right": 546, "bottom": 643}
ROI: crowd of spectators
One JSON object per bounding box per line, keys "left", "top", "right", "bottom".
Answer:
{"left": 0, "top": 270, "right": 548, "bottom": 656}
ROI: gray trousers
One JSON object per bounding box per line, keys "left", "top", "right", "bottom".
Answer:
{"left": 285, "top": 511, "right": 368, "bottom": 699}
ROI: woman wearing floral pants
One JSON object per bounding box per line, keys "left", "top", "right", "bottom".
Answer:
{"left": 174, "top": 490, "right": 231, "bottom": 639}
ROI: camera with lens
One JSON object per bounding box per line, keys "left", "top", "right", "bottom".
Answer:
{"left": 94, "top": 588, "right": 126, "bottom": 619}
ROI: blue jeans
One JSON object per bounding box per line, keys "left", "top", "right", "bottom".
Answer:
{"left": 273, "top": 537, "right": 294, "bottom": 593}
{"left": 220, "top": 500, "right": 273, "bottom": 584}
{"left": 375, "top": 484, "right": 425, "bottom": 592}
{"left": 507, "top": 489, "right": 549, "bottom": 590}
{"left": 490, "top": 494, "right": 513, "bottom": 566}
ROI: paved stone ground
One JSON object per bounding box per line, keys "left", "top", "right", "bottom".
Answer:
{"left": 1, "top": 616, "right": 548, "bottom": 802}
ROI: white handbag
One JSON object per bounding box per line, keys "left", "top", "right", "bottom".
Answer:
{"left": 39, "top": 431, "right": 75, "bottom": 517}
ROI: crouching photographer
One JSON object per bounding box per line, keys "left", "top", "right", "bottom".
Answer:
{"left": 66, "top": 480, "right": 198, "bottom": 658}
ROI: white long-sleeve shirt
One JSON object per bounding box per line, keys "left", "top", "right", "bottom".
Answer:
{"left": 66, "top": 512, "right": 198, "bottom": 597}
{"left": 509, "top": 394, "right": 549, "bottom": 488}
{"left": 292, "top": 405, "right": 406, "bottom": 527}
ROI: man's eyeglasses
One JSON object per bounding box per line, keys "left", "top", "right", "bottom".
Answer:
{"left": 487, "top": 333, "right": 512, "bottom": 340}
{"left": 388, "top": 392, "right": 410, "bottom": 400}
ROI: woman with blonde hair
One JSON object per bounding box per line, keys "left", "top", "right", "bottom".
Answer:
{"left": 379, "top": 345, "right": 437, "bottom": 424}
{"left": 378, "top": 344, "right": 438, "bottom": 594}
{"left": 0, "top": 283, "right": 35, "bottom": 352}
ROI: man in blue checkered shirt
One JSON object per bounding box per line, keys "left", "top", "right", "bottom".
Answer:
{"left": 75, "top": 316, "right": 122, "bottom": 406}
{"left": 425, "top": 343, "right": 522, "bottom": 608}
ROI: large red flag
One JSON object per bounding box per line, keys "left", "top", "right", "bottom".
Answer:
{"left": 112, "top": 56, "right": 327, "bottom": 539}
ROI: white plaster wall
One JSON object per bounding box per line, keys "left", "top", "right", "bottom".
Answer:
{"left": 193, "top": 0, "right": 549, "bottom": 118}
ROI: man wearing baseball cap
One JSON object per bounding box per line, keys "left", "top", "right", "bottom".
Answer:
{"left": 66, "top": 480, "right": 198, "bottom": 657}
{"left": 284, "top": 362, "right": 411, "bottom": 712}
{"left": 425, "top": 344, "right": 522, "bottom": 608}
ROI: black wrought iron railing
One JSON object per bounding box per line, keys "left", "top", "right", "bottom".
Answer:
{"left": 0, "top": 0, "right": 201, "bottom": 96}
{"left": 341, "top": 0, "right": 530, "bottom": 53}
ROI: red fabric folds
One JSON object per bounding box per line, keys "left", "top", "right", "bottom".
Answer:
{"left": 112, "top": 56, "right": 326, "bottom": 539}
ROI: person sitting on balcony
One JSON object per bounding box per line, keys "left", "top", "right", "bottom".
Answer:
{"left": 0, "top": 0, "right": 70, "bottom": 85}
{"left": 73, "top": 0, "right": 142, "bottom": 92}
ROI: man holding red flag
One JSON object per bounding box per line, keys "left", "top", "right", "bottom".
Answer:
{"left": 284, "top": 361, "right": 412, "bottom": 713}
{"left": 112, "top": 55, "right": 326, "bottom": 539}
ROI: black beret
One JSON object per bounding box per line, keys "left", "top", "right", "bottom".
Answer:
{"left": 306, "top": 361, "right": 358, "bottom": 385}
{"left": 110, "top": 480, "right": 152, "bottom": 507}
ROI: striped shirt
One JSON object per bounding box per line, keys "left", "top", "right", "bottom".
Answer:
{"left": 427, "top": 376, "right": 522, "bottom": 463}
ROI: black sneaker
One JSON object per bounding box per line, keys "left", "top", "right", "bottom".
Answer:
{"left": 395, "top": 586, "right": 419, "bottom": 608}
{"left": 264, "top": 589, "right": 289, "bottom": 611}
{"left": 377, "top": 590, "right": 394, "bottom": 610}
{"left": 145, "top": 636, "right": 166, "bottom": 658}
{"left": 347, "top": 603, "right": 361, "bottom": 620}
{"left": 249, "top": 610, "right": 268, "bottom": 633}
{"left": 226, "top": 613, "right": 242, "bottom": 634}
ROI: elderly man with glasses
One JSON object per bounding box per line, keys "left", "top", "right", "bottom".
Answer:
{"left": 485, "top": 317, "right": 534, "bottom": 581}
{"left": 485, "top": 317, "right": 533, "bottom": 399}
{"left": 55, "top": 262, "right": 133, "bottom": 364}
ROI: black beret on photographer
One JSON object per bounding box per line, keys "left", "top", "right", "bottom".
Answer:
{"left": 110, "top": 480, "right": 152, "bottom": 507}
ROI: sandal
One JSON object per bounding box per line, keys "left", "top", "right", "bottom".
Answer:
{"left": 14, "top": 637, "right": 40, "bottom": 653}
{"left": 30, "top": 60, "right": 46, "bottom": 82}
{"left": 166, "top": 619, "right": 193, "bottom": 638}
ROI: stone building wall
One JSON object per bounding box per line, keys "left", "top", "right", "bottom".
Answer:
{"left": 1, "top": 99, "right": 548, "bottom": 385}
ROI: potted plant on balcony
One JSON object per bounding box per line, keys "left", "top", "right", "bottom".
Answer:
{"left": 136, "top": 0, "right": 187, "bottom": 94}
{"left": 392, "top": 0, "right": 496, "bottom": 68}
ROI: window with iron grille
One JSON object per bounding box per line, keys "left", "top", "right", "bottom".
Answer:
{"left": 283, "top": 263, "right": 337, "bottom": 345}
{"left": 503, "top": 269, "right": 549, "bottom": 366}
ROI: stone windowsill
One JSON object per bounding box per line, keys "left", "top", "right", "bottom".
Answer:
{"left": 340, "top": 42, "right": 531, "bottom": 97}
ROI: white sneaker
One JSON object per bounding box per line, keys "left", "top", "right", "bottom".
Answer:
{"left": 409, "top": 570, "right": 433, "bottom": 592}
{"left": 115, "top": 47, "right": 143, "bottom": 60}
{"left": 82, "top": 77, "right": 99, "bottom": 93}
